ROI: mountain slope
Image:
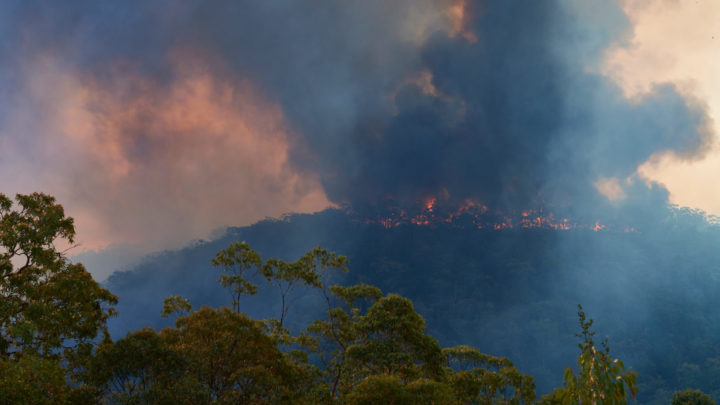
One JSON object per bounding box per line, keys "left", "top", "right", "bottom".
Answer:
{"left": 104, "top": 208, "right": 720, "bottom": 403}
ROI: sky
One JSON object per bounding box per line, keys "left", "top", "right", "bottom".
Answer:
{"left": 0, "top": 0, "right": 717, "bottom": 279}
{"left": 612, "top": 0, "right": 720, "bottom": 213}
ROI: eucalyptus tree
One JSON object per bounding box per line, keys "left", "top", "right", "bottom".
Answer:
{"left": 0, "top": 193, "right": 117, "bottom": 360}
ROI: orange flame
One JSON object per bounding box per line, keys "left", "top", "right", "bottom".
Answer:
{"left": 359, "top": 197, "right": 627, "bottom": 233}
{"left": 425, "top": 197, "right": 437, "bottom": 212}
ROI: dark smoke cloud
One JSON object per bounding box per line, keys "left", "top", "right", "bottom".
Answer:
{"left": 181, "top": 0, "right": 712, "bottom": 218}
{"left": 0, "top": 0, "right": 714, "bottom": 247}
{"left": 318, "top": 1, "right": 710, "bottom": 213}
{"left": 0, "top": 0, "right": 452, "bottom": 253}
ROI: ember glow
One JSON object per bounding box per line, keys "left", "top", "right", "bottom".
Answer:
{"left": 357, "top": 198, "right": 620, "bottom": 233}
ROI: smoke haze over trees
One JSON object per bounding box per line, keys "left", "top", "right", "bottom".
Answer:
{"left": 2, "top": 1, "right": 720, "bottom": 403}
{"left": 103, "top": 207, "right": 720, "bottom": 403}
{"left": 0, "top": 0, "right": 713, "bottom": 251}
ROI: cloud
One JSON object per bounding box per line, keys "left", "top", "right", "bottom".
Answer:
{"left": 0, "top": 0, "right": 458, "bottom": 252}
{"left": 0, "top": 0, "right": 715, "bottom": 256}
{"left": 0, "top": 50, "right": 329, "bottom": 251}
{"left": 605, "top": 0, "right": 720, "bottom": 215}
{"left": 594, "top": 177, "right": 627, "bottom": 201}
{"left": 300, "top": 0, "right": 712, "bottom": 218}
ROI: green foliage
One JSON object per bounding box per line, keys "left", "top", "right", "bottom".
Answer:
{"left": 211, "top": 241, "right": 262, "bottom": 313}
{"left": 672, "top": 388, "right": 715, "bottom": 405}
{"left": 0, "top": 353, "right": 72, "bottom": 404}
{"left": 208, "top": 241, "right": 540, "bottom": 403}
{"left": 0, "top": 193, "right": 117, "bottom": 361}
{"left": 307, "top": 286, "right": 457, "bottom": 402}
{"left": 305, "top": 283, "right": 383, "bottom": 397}
{"left": 444, "top": 345, "right": 536, "bottom": 404}
{"left": 344, "top": 374, "right": 458, "bottom": 405}
{"left": 541, "top": 305, "right": 637, "bottom": 404}
{"left": 164, "top": 306, "right": 314, "bottom": 403}
{"left": 305, "top": 271, "right": 535, "bottom": 402}
{"left": 161, "top": 295, "right": 193, "bottom": 318}
{"left": 261, "top": 246, "right": 347, "bottom": 329}
{"left": 82, "top": 327, "right": 188, "bottom": 403}
{"left": 87, "top": 307, "right": 319, "bottom": 404}
{"left": 0, "top": 195, "right": 651, "bottom": 403}
{"left": 348, "top": 294, "right": 445, "bottom": 380}
{"left": 212, "top": 242, "right": 348, "bottom": 333}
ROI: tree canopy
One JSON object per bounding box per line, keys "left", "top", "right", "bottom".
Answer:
{"left": 0, "top": 192, "right": 671, "bottom": 404}
{"left": 0, "top": 194, "right": 115, "bottom": 355}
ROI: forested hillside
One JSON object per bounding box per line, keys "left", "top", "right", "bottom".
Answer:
{"left": 2, "top": 192, "right": 644, "bottom": 403}
{"left": 105, "top": 207, "right": 720, "bottom": 403}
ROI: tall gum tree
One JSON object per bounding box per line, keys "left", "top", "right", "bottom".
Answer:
{"left": 0, "top": 193, "right": 117, "bottom": 360}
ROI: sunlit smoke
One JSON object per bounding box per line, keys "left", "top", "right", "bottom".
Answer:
{"left": 0, "top": 50, "right": 330, "bottom": 253}
{"left": 604, "top": 0, "right": 720, "bottom": 215}
{"left": 447, "top": 0, "right": 478, "bottom": 42}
